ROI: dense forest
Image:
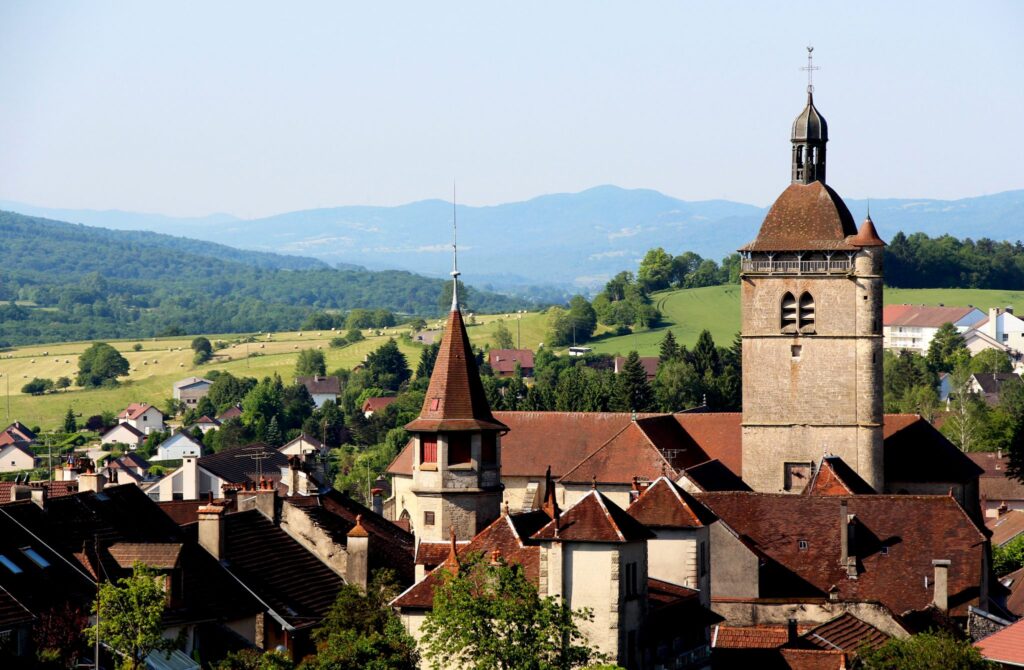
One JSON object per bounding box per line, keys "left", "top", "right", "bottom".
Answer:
{"left": 885, "top": 232, "right": 1024, "bottom": 289}
{"left": 0, "top": 211, "right": 529, "bottom": 346}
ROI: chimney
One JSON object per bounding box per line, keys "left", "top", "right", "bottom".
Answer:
{"left": 78, "top": 469, "right": 106, "bottom": 494}
{"left": 255, "top": 479, "right": 277, "bottom": 521}
{"left": 198, "top": 504, "right": 226, "bottom": 560}
{"left": 182, "top": 456, "right": 199, "bottom": 500}
{"left": 9, "top": 484, "right": 31, "bottom": 502}
{"left": 30, "top": 485, "right": 47, "bottom": 508}
{"left": 987, "top": 308, "right": 1000, "bottom": 340}
{"left": 371, "top": 488, "right": 384, "bottom": 516}
{"left": 346, "top": 515, "right": 370, "bottom": 591}
{"left": 932, "top": 559, "right": 951, "bottom": 611}
{"left": 839, "top": 500, "right": 849, "bottom": 564}
{"left": 787, "top": 618, "right": 798, "bottom": 644}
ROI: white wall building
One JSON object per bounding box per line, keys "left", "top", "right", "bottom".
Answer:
{"left": 882, "top": 304, "right": 985, "bottom": 354}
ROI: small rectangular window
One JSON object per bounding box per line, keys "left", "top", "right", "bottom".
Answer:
{"left": 880, "top": 546, "right": 889, "bottom": 556}
{"left": 430, "top": 398, "right": 440, "bottom": 411}
{"left": 21, "top": 547, "right": 49, "bottom": 568}
{"left": 791, "top": 345, "right": 802, "bottom": 359}
{"left": 798, "top": 540, "right": 809, "bottom": 551}
{"left": 0, "top": 555, "right": 22, "bottom": 574}
{"left": 424, "top": 511, "right": 435, "bottom": 526}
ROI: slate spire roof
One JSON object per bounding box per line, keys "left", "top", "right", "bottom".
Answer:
{"left": 405, "top": 295, "right": 507, "bottom": 433}
{"left": 792, "top": 90, "right": 828, "bottom": 142}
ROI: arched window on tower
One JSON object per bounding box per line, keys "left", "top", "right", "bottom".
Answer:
{"left": 781, "top": 292, "right": 797, "bottom": 333}
{"left": 799, "top": 292, "right": 815, "bottom": 333}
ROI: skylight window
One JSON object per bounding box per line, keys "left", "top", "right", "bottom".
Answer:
{"left": 21, "top": 547, "right": 49, "bottom": 568}
{"left": 0, "top": 555, "right": 23, "bottom": 574}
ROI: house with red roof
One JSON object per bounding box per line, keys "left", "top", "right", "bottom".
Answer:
{"left": 976, "top": 616, "right": 1024, "bottom": 668}
{"left": 883, "top": 304, "right": 985, "bottom": 354}
{"left": 487, "top": 348, "right": 535, "bottom": 377}
{"left": 361, "top": 395, "right": 398, "bottom": 417}
{"left": 116, "top": 402, "right": 166, "bottom": 434}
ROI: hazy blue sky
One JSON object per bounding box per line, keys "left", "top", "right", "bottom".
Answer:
{"left": 1, "top": 2, "right": 1021, "bottom": 218}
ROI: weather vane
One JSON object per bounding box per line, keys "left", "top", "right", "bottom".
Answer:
{"left": 801, "top": 45, "right": 819, "bottom": 93}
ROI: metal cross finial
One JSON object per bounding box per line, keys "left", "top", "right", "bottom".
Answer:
{"left": 450, "top": 181, "right": 461, "bottom": 311}
{"left": 801, "top": 45, "right": 820, "bottom": 94}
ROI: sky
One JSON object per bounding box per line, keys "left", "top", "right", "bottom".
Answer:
{"left": 1, "top": 1, "right": 1022, "bottom": 219}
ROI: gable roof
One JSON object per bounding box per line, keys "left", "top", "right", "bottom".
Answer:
{"left": 805, "top": 456, "right": 876, "bottom": 496}
{"left": 988, "top": 510, "right": 1024, "bottom": 547}
{"left": 683, "top": 458, "right": 752, "bottom": 492}
{"left": 883, "top": 414, "right": 984, "bottom": 484}
{"left": 160, "top": 431, "right": 203, "bottom": 450}
{"left": 1001, "top": 566, "right": 1024, "bottom": 617}
{"left": 972, "top": 372, "right": 1020, "bottom": 395}
{"left": 296, "top": 375, "right": 340, "bottom": 395}
{"left": 118, "top": 402, "right": 163, "bottom": 420}
{"left": 198, "top": 442, "right": 287, "bottom": 485}
{"left": 697, "top": 492, "right": 987, "bottom": 616}
{"left": 101, "top": 422, "right": 145, "bottom": 440}
{"left": 797, "top": 612, "right": 891, "bottom": 652}
{"left": 558, "top": 420, "right": 685, "bottom": 485}
{"left": 361, "top": 396, "right": 398, "bottom": 413}
{"left": 627, "top": 476, "right": 718, "bottom": 529}
{"left": 173, "top": 377, "right": 212, "bottom": 390}
{"left": 532, "top": 489, "right": 655, "bottom": 543}
{"left": 406, "top": 308, "right": 508, "bottom": 433}
{"left": 975, "top": 617, "right": 1024, "bottom": 666}
{"left": 0, "top": 441, "right": 36, "bottom": 460}
{"left": 218, "top": 405, "right": 243, "bottom": 421}
{"left": 193, "top": 415, "right": 220, "bottom": 426}
{"left": 488, "top": 349, "right": 535, "bottom": 374}
{"left": 279, "top": 433, "right": 324, "bottom": 452}
{"left": 2, "top": 422, "right": 36, "bottom": 442}
{"left": 614, "top": 355, "right": 660, "bottom": 379}
{"left": 882, "top": 304, "right": 980, "bottom": 328}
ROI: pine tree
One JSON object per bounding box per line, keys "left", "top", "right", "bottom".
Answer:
{"left": 265, "top": 416, "right": 282, "bottom": 448}
{"left": 616, "top": 351, "right": 655, "bottom": 412}
{"left": 659, "top": 330, "right": 680, "bottom": 363}
{"left": 690, "top": 330, "right": 721, "bottom": 377}
{"left": 63, "top": 407, "right": 77, "bottom": 433}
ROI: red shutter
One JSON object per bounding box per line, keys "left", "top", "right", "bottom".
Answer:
{"left": 421, "top": 436, "right": 437, "bottom": 464}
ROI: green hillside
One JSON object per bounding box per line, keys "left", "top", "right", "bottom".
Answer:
{"left": 588, "top": 285, "right": 1024, "bottom": 358}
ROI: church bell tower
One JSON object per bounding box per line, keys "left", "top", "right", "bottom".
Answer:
{"left": 739, "top": 49, "right": 886, "bottom": 493}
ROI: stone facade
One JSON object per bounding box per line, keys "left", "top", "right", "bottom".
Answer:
{"left": 741, "top": 247, "right": 884, "bottom": 492}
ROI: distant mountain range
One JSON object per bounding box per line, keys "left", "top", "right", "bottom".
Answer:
{"left": 4, "top": 186, "right": 1023, "bottom": 290}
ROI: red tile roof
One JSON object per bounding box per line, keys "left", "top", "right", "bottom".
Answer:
{"left": 714, "top": 624, "right": 799, "bottom": 649}
{"left": 740, "top": 181, "right": 859, "bottom": 252}
{"left": 627, "top": 476, "right": 717, "bottom": 529}
{"left": 674, "top": 413, "right": 743, "bottom": 476}
{"left": 2, "top": 422, "right": 36, "bottom": 442}
{"left": 683, "top": 458, "right": 752, "bottom": 492}
{"left": 406, "top": 309, "right": 508, "bottom": 433}
{"left": 533, "top": 489, "right": 655, "bottom": 543}
{"left": 117, "top": 402, "right": 162, "bottom": 421}
{"left": 1000, "top": 566, "right": 1024, "bottom": 616}
{"left": 106, "top": 542, "right": 183, "bottom": 569}
{"left": 218, "top": 405, "right": 243, "bottom": 421}
{"left": 416, "top": 541, "right": 469, "bottom": 568}
{"left": 798, "top": 612, "right": 890, "bottom": 651}
{"left": 558, "top": 421, "right": 682, "bottom": 485}
{"left": 975, "top": 617, "right": 1024, "bottom": 666}
{"left": 0, "top": 480, "right": 78, "bottom": 500}
{"left": 614, "top": 356, "right": 660, "bottom": 380}
{"left": 848, "top": 216, "right": 885, "bottom": 247}
{"left": 697, "top": 493, "right": 987, "bottom": 616}
{"left": 194, "top": 415, "right": 220, "bottom": 426}
{"left": 882, "top": 304, "right": 979, "bottom": 328}
{"left": 987, "top": 510, "right": 1024, "bottom": 547}
{"left": 361, "top": 396, "right": 398, "bottom": 413}
{"left": 805, "top": 456, "right": 876, "bottom": 496}
{"left": 488, "top": 349, "right": 535, "bottom": 374}
{"left": 779, "top": 649, "right": 848, "bottom": 670}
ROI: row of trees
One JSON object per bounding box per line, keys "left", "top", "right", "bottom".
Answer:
{"left": 637, "top": 247, "right": 741, "bottom": 293}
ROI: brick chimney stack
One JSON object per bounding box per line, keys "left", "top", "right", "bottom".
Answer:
{"left": 198, "top": 504, "right": 226, "bottom": 560}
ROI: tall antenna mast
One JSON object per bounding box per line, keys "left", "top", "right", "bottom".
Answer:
{"left": 450, "top": 181, "right": 461, "bottom": 311}
{"left": 801, "top": 45, "right": 819, "bottom": 94}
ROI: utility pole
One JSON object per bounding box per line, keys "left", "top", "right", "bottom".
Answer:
{"left": 517, "top": 314, "right": 521, "bottom": 349}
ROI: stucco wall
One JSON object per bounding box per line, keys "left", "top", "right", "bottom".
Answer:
{"left": 708, "top": 522, "right": 758, "bottom": 599}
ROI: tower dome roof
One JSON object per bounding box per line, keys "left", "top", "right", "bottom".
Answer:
{"left": 792, "top": 91, "right": 828, "bottom": 142}
{"left": 740, "top": 181, "right": 858, "bottom": 252}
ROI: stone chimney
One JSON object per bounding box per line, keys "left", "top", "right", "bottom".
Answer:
{"left": 30, "top": 485, "right": 47, "bottom": 508}
{"left": 932, "top": 559, "right": 951, "bottom": 611}
{"left": 839, "top": 500, "right": 857, "bottom": 579}
{"left": 371, "top": 488, "right": 384, "bottom": 516}
{"left": 198, "top": 504, "right": 226, "bottom": 560}
{"left": 78, "top": 468, "right": 106, "bottom": 494}
{"left": 346, "top": 515, "right": 370, "bottom": 591}
{"left": 9, "top": 484, "right": 31, "bottom": 502}
{"left": 255, "top": 479, "right": 277, "bottom": 521}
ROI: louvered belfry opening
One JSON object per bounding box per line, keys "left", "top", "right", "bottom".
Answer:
{"left": 781, "top": 292, "right": 798, "bottom": 333}
{"left": 798, "top": 292, "right": 815, "bottom": 333}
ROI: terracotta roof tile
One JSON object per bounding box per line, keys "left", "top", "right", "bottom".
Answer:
{"left": 106, "top": 542, "right": 183, "bottom": 569}
{"left": 488, "top": 349, "right": 535, "bottom": 374}
{"left": 1000, "top": 566, "right": 1024, "bottom": 616}
{"left": 0, "top": 480, "right": 78, "bottom": 500}
{"left": 558, "top": 421, "right": 684, "bottom": 485}
{"left": 406, "top": 309, "right": 508, "bottom": 433}
{"left": 361, "top": 396, "right": 398, "bottom": 413}
{"left": 697, "top": 493, "right": 987, "bottom": 616}
{"left": 740, "top": 182, "right": 859, "bottom": 252}
{"left": 798, "top": 612, "right": 890, "bottom": 651}
{"left": 118, "top": 403, "right": 162, "bottom": 421}
{"left": 416, "top": 541, "right": 469, "bottom": 567}
{"left": 848, "top": 216, "right": 885, "bottom": 247}
{"left": 975, "top": 617, "right": 1024, "bottom": 665}
{"left": 987, "top": 510, "right": 1024, "bottom": 547}
{"left": 218, "top": 405, "right": 243, "bottom": 421}
{"left": 296, "top": 375, "right": 340, "bottom": 395}
{"left": 674, "top": 413, "right": 743, "bottom": 476}
{"left": 627, "top": 476, "right": 718, "bottom": 529}
{"left": 805, "top": 456, "right": 876, "bottom": 496}
{"left": 882, "top": 305, "right": 979, "bottom": 328}
{"left": 532, "top": 489, "right": 655, "bottom": 543}
{"left": 713, "top": 624, "right": 801, "bottom": 649}
{"left": 779, "top": 649, "right": 848, "bottom": 670}
{"left": 683, "top": 458, "right": 751, "bottom": 492}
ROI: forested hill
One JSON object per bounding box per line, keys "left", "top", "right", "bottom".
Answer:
{"left": 0, "top": 211, "right": 528, "bottom": 346}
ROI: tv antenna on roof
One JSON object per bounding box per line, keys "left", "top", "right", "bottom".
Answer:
{"left": 801, "top": 45, "right": 820, "bottom": 94}
{"left": 235, "top": 446, "right": 275, "bottom": 484}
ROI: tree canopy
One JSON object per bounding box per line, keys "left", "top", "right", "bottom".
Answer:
{"left": 76, "top": 342, "right": 130, "bottom": 388}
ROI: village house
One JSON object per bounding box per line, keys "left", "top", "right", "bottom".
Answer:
{"left": 99, "top": 422, "right": 146, "bottom": 449}
{"left": 295, "top": 375, "right": 340, "bottom": 408}
{"left": 882, "top": 304, "right": 986, "bottom": 354}
{"left": 145, "top": 442, "right": 288, "bottom": 501}
{"left": 0, "top": 422, "right": 36, "bottom": 444}
{"left": 0, "top": 442, "right": 36, "bottom": 473}
{"left": 190, "top": 415, "right": 221, "bottom": 434}
{"left": 969, "top": 307, "right": 1024, "bottom": 355}
{"left": 362, "top": 395, "right": 398, "bottom": 418}
{"left": 487, "top": 348, "right": 535, "bottom": 377}
{"left": 278, "top": 433, "right": 326, "bottom": 459}
{"left": 967, "top": 450, "right": 1024, "bottom": 518}
{"left": 150, "top": 430, "right": 204, "bottom": 462}
{"left": 117, "top": 402, "right": 166, "bottom": 434}
{"left": 614, "top": 355, "right": 659, "bottom": 382}
{"left": 218, "top": 404, "right": 243, "bottom": 422}
{"left": 968, "top": 372, "right": 1021, "bottom": 406}
{"left": 173, "top": 376, "right": 213, "bottom": 407}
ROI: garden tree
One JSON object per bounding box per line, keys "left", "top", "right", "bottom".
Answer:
{"left": 299, "top": 569, "right": 419, "bottom": 670}
{"left": 295, "top": 348, "right": 327, "bottom": 377}
{"left": 672, "top": 252, "right": 703, "bottom": 285}
{"left": 683, "top": 259, "right": 723, "bottom": 288}
{"left": 302, "top": 399, "right": 347, "bottom": 449}
{"left": 205, "top": 418, "right": 248, "bottom": 453}
{"left": 408, "top": 318, "right": 427, "bottom": 332}
{"left": 493, "top": 320, "right": 515, "bottom": 350}
{"left": 993, "top": 533, "right": 1024, "bottom": 576}
{"left": 242, "top": 375, "right": 286, "bottom": 431}
{"left": 855, "top": 631, "right": 997, "bottom": 669}
{"left": 282, "top": 383, "right": 316, "bottom": 432}
{"left": 76, "top": 342, "right": 129, "bottom": 387}
{"left": 654, "top": 359, "right": 703, "bottom": 411}
{"left": 882, "top": 350, "right": 937, "bottom": 413}
{"left": 365, "top": 339, "right": 411, "bottom": 391}
{"left": 55, "top": 376, "right": 71, "bottom": 391}
{"left": 22, "top": 377, "right": 54, "bottom": 395}
{"left": 207, "top": 372, "right": 257, "bottom": 412}
{"left": 63, "top": 407, "right": 77, "bottom": 433}
{"left": 927, "top": 322, "right": 970, "bottom": 373}
{"left": 85, "top": 563, "right": 175, "bottom": 670}
{"left": 637, "top": 247, "right": 674, "bottom": 292}
{"left": 547, "top": 296, "right": 598, "bottom": 347}
{"left": 216, "top": 650, "right": 294, "bottom": 670}
{"left": 302, "top": 311, "right": 343, "bottom": 331}
{"left": 346, "top": 327, "right": 365, "bottom": 343}
{"left": 689, "top": 330, "right": 721, "bottom": 377}
{"left": 969, "top": 348, "right": 1014, "bottom": 374}
{"left": 194, "top": 395, "right": 217, "bottom": 420}
{"left": 191, "top": 336, "right": 213, "bottom": 365}
{"left": 85, "top": 415, "right": 106, "bottom": 431}
{"left": 658, "top": 330, "right": 679, "bottom": 363}
{"left": 898, "top": 385, "right": 940, "bottom": 422}
{"left": 421, "top": 553, "right": 600, "bottom": 670}
{"left": 719, "top": 253, "right": 742, "bottom": 284}
{"left": 942, "top": 364, "right": 987, "bottom": 452}
{"left": 346, "top": 309, "right": 375, "bottom": 330}
{"left": 265, "top": 416, "right": 283, "bottom": 448}
{"left": 372, "top": 308, "right": 398, "bottom": 328}
{"left": 614, "top": 351, "right": 656, "bottom": 412}
{"left": 32, "top": 602, "right": 88, "bottom": 669}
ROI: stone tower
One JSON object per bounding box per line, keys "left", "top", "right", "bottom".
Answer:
{"left": 738, "top": 86, "right": 885, "bottom": 493}
{"left": 405, "top": 269, "right": 508, "bottom": 544}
